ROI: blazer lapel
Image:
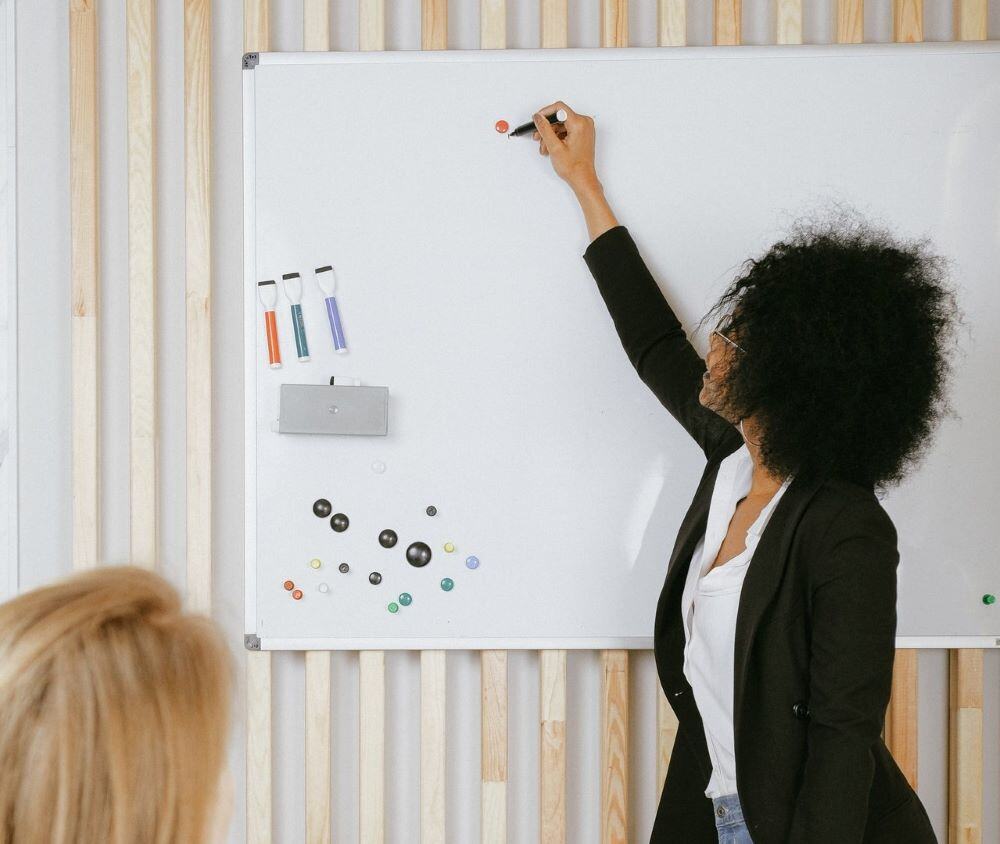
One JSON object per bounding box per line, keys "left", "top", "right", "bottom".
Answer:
{"left": 731, "top": 472, "right": 825, "bottom": 735}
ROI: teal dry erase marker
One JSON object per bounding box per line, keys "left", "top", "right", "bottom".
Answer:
{"left": 281, "top": 272, "right": 310, "bottom": 362}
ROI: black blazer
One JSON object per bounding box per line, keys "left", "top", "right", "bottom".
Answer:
{"left": 582, "top": 226, "right": 937, "bottom": 844}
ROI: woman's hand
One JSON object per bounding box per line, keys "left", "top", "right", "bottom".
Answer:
{"left": 532, "top": 100, "right": 599, "bottom": 192}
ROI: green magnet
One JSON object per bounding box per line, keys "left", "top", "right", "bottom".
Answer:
{"left": 440, "top": 577, "right": 454, "bottom": 592}
{"left": 983, "top": 594, "right": 996, "bottom": 605}
{"left": 399, "top": 592, "right": 412, "bottom": 606}
{"left": 388, "top": 602, "right": 399, "bottom": 613}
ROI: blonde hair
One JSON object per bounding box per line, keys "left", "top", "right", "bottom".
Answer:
{"left": 0, "top": 566, "right": 232, "bottom": 844}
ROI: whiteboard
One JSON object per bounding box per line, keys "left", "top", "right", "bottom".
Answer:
{"left": 243, "top": 43, "right": 1000, "bottom": 650}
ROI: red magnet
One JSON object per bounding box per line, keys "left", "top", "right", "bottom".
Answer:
{"left": 495, "top": 119, "right": 509, "bottom": 134}
{"left": 283, "top": 580, "right": 295, "bottom": 591}
{"left": 292, "top": 588, "right": 303, "bottom": 600}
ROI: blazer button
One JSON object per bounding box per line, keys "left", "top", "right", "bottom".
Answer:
{"left": 792, "top": 700, "right": 810, "bottom": 721}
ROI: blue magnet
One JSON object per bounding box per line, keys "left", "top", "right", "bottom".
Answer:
{"left": 465, "top": 555, "right": 480, "bottom": 570}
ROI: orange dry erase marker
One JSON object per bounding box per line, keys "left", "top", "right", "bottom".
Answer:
{"left": 258, "top": 280, "right": 282, "bottom": 368}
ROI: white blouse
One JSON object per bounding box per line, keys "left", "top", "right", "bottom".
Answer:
{"left": 680, "top": 441, "right": 793, "bottom": 799}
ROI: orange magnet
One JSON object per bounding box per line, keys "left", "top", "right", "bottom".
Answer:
{"left": 495, "top": 119, "right": 509, "bottom": 134}
{"left": 283, "top": 580, "right": 295, "bottom": 591}
{"left": 292, "top": 588, "right": 303, "bottom": 600}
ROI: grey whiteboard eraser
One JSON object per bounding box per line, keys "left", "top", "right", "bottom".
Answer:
{"left": 278, "top": 383, "right": 389, "bottom": 436}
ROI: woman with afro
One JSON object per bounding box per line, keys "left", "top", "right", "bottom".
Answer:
{"left": 531, "top": 101, "right": 959, "bottom": 843}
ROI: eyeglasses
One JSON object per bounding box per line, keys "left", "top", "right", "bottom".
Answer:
{"left": 712, "top": 324, "right": 747, "bottom": 354}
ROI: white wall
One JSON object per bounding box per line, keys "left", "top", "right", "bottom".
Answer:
{"left": 14, "top": 1, "right": 1000, "bottom": 841}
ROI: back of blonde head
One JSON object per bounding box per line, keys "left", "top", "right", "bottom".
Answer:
{"left": 0, "top": 566, "right": 232, "bottom": 844}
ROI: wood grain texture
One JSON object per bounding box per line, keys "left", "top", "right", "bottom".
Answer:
{"left": 600, "top": 0, "right": 628, "bottom": 47}
{"left": 422, "top": 0, "right": 447, "bottom": 50}
{"left": 304, "top": 0, "right": 331, "bottom": 51}
{"left": 244, "top": 8, "right": 269, "bottom": 844}
{"left": 70, "top": 0, "right": 99, "bottom": 571}
{"left": 480, "top": 0, "right": 506, "bottom": 50}
{"left": 953, "top": 0, "right": 987, "bottom": 41}
{"left": 885, "top": 648, "right": 918, "bottom": 788}
{"left": 360, "top": 0, "right": 385, "bottom": 51}
{"left": 481, "top": 649, "right": 508, "bottom": 844}
{"left": 540, "top": 0, "right": 567, "bottom": 48}
{"left": 127, "top": 0, "right": 156, "bottom": 570}
{"left": 656, "top": 687, "right": 678, "bottom": 794}
{"left": 247, "top": 650, "right": 273, "bottom": 844}
{"left": 836, "top": 0, "right": 864, "bottom": 43}
{"left": 360, "top": 651, "right": 386, "bottom": 844}
{"left": 421, "top": 650, "right": 446, "bottom": 844}
{"left": 948, "top": 649, "right": 983, "bottom": 844}
{"left": 775, "top": 0, "right": 802, "bottom": 44}
{"left": 714, "top": 0, "right": 741, "bottom": 45}
{"left": 185, "top": 0, "right": 212, "bottom": 613}
{"left": 657, "top": 0, "right": 686, "bottom": 46}
{"left": 244, "top": 0, "right": 270, "bottom": 53}
{"left": 540, "top": 650, "right": 566, "bottom": 844}
{"left": 601, "top": 650, "right": 628, "bottom": 844}
{"left": 306, "top": 651, "right": 332, "bottom": 844}
{"left": 893, "top": 0, "right": 923, "bottom": 42}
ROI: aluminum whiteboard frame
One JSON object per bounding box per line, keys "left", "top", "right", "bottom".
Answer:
{"left": 243, "top": 41, "right": 1000, "bottom": 651}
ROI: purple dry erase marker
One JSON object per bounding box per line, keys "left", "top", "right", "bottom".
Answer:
{"left": 314, "top": 265, "right": 347, "bottom": 353}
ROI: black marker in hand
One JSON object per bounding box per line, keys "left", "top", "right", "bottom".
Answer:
{"left": 508, "top": 108, "right": 568, "bottom": 138}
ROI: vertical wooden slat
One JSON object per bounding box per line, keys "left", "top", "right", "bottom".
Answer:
{"left": 540, "top": 649, "right": 566, "bottom": 844}
{"left": 70, "top": 0, "right": 99, "bottom": 571}
{"left": 540, "top": 0, "right": 567, "bottom": 48}
{"left": 714, "top": 0, "right": 741, "bottom": 45}
{"left": 360, "top": 650, "right": 386, "bottom": 844}
{"left": 244, "top": 7, "right": 270, "bottom": 844}
{"left": 893, "top": 0, "right": 923, "bottom": 42}
{"left": 127, "top": 0, "right": 156, "bottom": 570}
{"left": 481, "top": 649, "right": 508, "bottom": 844}
{"left": 360, "top": 0, "right": 385, "bottom": 51}
{"left": 836, "top": 0, "right": 864, "bottom": 43}
{"left": 601, "top": 650, "right": 628, "bottom": 844}
{"left": 185, "top": 0, "right": 211, "bottom": 613}
{"left": 305, "top": 651, "right": 332, "bottom": 843}
{"left": 422, "top": 0, "right": 447, "bottom": 50}
{"left": 481, "top": 0, "right": 506, "bottom": 50}
{"left": 656, "top": 688, "right": 678, "bottom": 794}
{"left": 953, "top": 0, "right": 988, "bottom": 41}
{"left": 949, "top": 649, "right": 982, "bottom": 844}
{"left": 421, "top": 650, "right": 446, "bottom": 843}
{"left": 304, "top": 0, "right": 331, "bottom": 51}
{"left": 247, "top": 646, "right": 273, "bottom": 844}
{"left": 775, "top": 0, "right": 802, "bottom": 44}
{"left": 885, "top": 648, "right": 919, "bottom": 788}
{"left": 601, "top": 0, "right": 628, "bottom": 47}
{"left": 657, "top": 0, "right": 685, "bottom": 47}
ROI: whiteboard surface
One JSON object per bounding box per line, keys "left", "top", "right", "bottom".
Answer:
{"left": 244, "top": 43, "right": 1000, "bottom": 649}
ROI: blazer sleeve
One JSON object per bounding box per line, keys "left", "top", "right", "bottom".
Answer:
{"left": 582, "top": 225, "right": 739, "bottom": 461}
{"left": 788, "top": 497, "right": 900, "bottom": 843}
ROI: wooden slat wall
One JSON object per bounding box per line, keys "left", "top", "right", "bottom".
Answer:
{"left": 243, "top": 8, "right": 272, "bottom": 844}
{"left": 70, "top": 0, "right": 99, "bottom": 571}
{"left": 421, "top": 649, "right": 447, "bottom": 843}
{"left": 481, "top": 649, "right": 508, "bottom": 844}
{"left": 126, "top": 0, "right": 156, "bottom": 570}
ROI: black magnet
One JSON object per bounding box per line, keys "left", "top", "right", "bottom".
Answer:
{"left": 369, "top": 571, "right": 382, "bottom": 585}
{"left": 313, "top": 498, "right": 332, "bottom": 518}
{"left": 426, "top": 505, "right": 437, "bottom": 516}
{"left": 406, "top": 541, "right": 433, "bottom": 568}
{"left": 378, "top": 529, "right": 398, "bottom": 548}
{"left": 330, "top": 513, "right": 350, "bottom": 532}
{"left": 339, "top": 563, "right": 350, "bottom": 573}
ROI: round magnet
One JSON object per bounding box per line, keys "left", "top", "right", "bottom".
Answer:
{"left": 369, "top": 571, "right": 382, "bottom": 585}
{"left": 495, "top": 119, "right": 509, "bottom": 133}
{"left": 318, "top": 583, "right": 330, "bottom": 594}
{"left": 330, "top": 513, "right": 350, "bottom": 532}
{"left": 313, "top": 498, "right": 332, "bottom": 518}
{"left": 440, "top": 577, "right": 454, "bottom": 592}
{"left": 398, "top": 592, "right": 412, "bottom": 606}
{"left": 388, "top": 602, "right": 399, "bottom": 613}
{"left": 379, "top": 529, "right": 398, "bottom": 548}
{"left": 283, "top": 580, "right": 295, "bottom": 591}
{"left": 372, "top": 460, "right": 386, "bottom": 474}
{"left": 310, "top": 558, "right": 322, "bottom": 569}
{"left": 426, "top": 505, "right": 437, "bottom": 516}
{"left": 984, "top": 594, "right": 996, "bottom": 605}
{"left": 443, "top": 542, "right": 455, "bottom": 553}
{"left": 339, "top": 562, "right": 350, "bottom": 573}
{"left": 406, "top": 541, "right": 433, "bottom": 568}
{"left": 292, "top": 589, "right": 303, "bottom": 600}
{"left": 466, "top": 555, "right": 480, "bottom": 570}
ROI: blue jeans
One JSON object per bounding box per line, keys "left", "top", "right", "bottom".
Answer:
{"left": 711, "top": 792, "right": 754, "bottom": 843}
